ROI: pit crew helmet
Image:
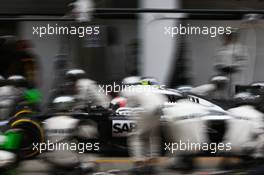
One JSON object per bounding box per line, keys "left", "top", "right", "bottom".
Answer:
{"left": 0, "top": 75, "right": 5, "bottom": 86}
{"left": 52, "top": 96, "right": 75, "bottom": 112}
{"left": 233, "top": 92, "right": 261, "bottom": 106}
{"left": 250, "top": 82, "right": 264, "bottom": 95}
{"left": 66, "top": 69, "right": 86, "bottom": 81}
{"left": 7, "top": 75, "right": 27, "bottom": 87}
{"left": 210, "top": 75, "right": 229, "bottom": 89}
{"left": 122, "top": 76, "right": 141, "bottom": 85}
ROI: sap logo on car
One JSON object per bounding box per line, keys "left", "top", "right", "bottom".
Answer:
{"left": 112, "top": 120, "right": 137, "bottom": 137}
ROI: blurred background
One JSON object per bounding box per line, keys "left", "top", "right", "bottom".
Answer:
{"left": 1, "top": 0, "right": 264, "bottom": 105}
{"left": 2, "top": 1, "right": 264, "bottom": 175}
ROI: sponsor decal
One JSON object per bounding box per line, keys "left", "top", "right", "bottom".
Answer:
{"left": 112, "top": 120, "right": 137, "bottom": 137}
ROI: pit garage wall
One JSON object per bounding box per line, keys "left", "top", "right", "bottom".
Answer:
{"left": 17, "top": 20, "right": 61, "bottom": 106}
{"left": 186, "top": 20, "right": 259, "bottom": 86}
{"left": 17, "top": 18, "right": 264, "bottom": 103}
{"left": 72, "top": 20, "right": 138, "bottom": 83}
{"left": 17, "top": 19, "right": 138, "bottom": 104}
{"left": 139, "top": 0, "right": 182, "bottom": 85}
{"left": 140, "top": 3, "right": 261, "bottom": 87}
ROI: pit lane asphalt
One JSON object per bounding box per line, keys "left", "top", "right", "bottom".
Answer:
{"left": 15, "top": 155, "right": 243, "bottom": 175}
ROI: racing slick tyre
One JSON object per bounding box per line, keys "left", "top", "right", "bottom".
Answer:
{"left": 9, "top": 110, "right": 44, "bottom": 159}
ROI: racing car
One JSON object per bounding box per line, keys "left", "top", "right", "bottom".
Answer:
{"left": 1, "top": 80, "right": 263, "bottom": 164}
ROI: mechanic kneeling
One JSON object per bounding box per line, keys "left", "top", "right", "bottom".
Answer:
{"left": 43, "top": 96, "right": 98, "bottom": 175}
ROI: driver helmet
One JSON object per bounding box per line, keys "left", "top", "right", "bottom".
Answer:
{"left": 110, "top": 96, "right": 127, "bottom": 110}
{"left": 139, "top": 77, "right": 160, "bottom": 86}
